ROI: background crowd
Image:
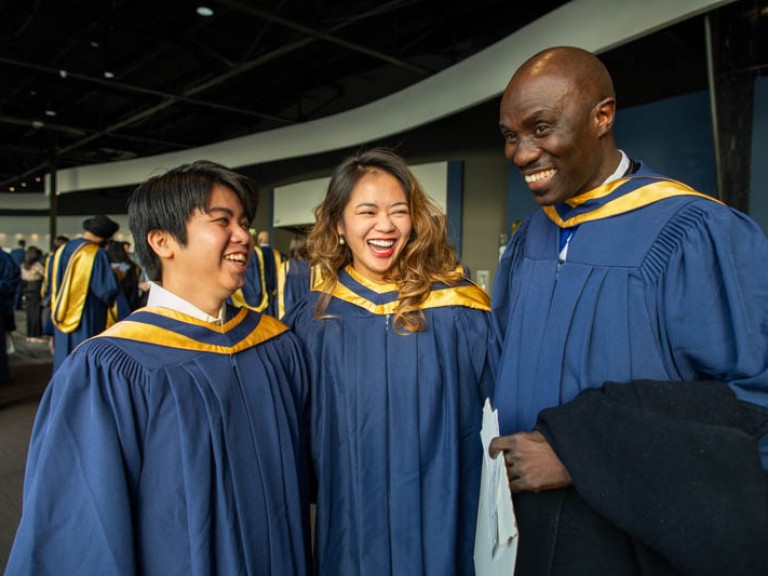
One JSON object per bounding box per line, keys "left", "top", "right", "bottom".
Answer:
{"left": 3, "top": 224, "right": 312, "bottom": 383}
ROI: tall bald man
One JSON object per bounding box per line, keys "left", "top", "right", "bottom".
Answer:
{"left": 490, "top": 46, "right": 768, "bottom": 576}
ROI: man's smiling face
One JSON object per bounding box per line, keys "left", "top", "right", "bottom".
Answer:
{"left": 499, "top": 72, "right": 607, "bottom": 206}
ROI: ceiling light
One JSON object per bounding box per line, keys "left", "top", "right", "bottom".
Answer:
{"left": 21, "top": 182, "right": 27, "bottom": 187}
{"left": 196, "top": 6, "right": 214, "bottom": 16}
{"left": 59, "top": 69, "right": 68, "bottom": 78}
{"left": 9, "top": 186, "right": 15, "bottom": 192}
{"left": 104, "top": 70, "right": 115, "bottom": 79}
{"left": 44, "top": 109, "right": 57, "bottom": 117}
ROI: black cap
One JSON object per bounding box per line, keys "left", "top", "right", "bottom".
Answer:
{"left": 82, "top": 215, "right": 119, "bottom": 239}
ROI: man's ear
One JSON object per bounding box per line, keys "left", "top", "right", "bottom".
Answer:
{"left": 593, "top": 96, "right": 616, "bottom": 138}
{"left": 147, "top": 230, "right": 174, "bottom": 259}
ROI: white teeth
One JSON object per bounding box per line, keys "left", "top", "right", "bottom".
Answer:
{"left": 224, "top": 253, "right": 246, "bottom": 263}
{"left": 524, "top": 169, "right": 555, "bottom": 183}
{"left": 368, "top": 239, "right": 394, "bottom": 247}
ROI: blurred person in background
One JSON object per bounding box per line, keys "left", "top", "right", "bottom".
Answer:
{"left": 40, "top": 235, "right": 69, "bottom": 353}
{"left": 49, "top": 216, "right": 121, "bottom": 372}
{"left": 256, "top": 229, "right": 284, "bottom": 316}
{"left": 1, "top": 246, "right": 20, "bottom": 385}
{"left": 106, "top": 239, "right": 143, "bottom": 319}
{"left": 10, "top": 239, "right": 26, "bottom": 310}
{"left": 229, "top": 230, "right": 270, "bottom": 314}
{"left": 277, "top": 233, "right": 312, "bottom": 319}
{"left": 20, "top": 245, "right": 45, "bottom": 343}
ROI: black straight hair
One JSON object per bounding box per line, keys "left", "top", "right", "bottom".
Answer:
{"left": 128, "top": 160, "right": 258, "bottom": 281}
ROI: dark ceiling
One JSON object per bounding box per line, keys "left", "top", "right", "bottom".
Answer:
{"left": 0, "top": 0, "right": 573, "bottom": 193}
{"left": 3, "top": 0, "right": 761, "bottom": 204}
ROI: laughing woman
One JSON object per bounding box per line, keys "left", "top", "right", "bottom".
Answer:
{"left": 284, "top": 148, "right": 498, "bottom": 576}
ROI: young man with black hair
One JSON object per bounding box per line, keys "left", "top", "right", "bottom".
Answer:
{"left": 7, "top": 160, "right": 310, "bottom": 575}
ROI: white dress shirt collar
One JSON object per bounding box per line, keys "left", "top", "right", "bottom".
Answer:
{"left": 145, "top": 281, "right": 226, "bottom": 324}
{"left": 604, "top": 149, "right": 631, "bottom": 184}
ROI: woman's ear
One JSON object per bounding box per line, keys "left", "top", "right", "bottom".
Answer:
{"left": 336, "top": 222, "right": 348, "bottom": 244}
{"left": 147, "top": 230, "right": 174, "bottom": 259}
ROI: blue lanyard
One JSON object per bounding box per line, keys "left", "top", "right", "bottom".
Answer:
{"left": 559, "top": 226, "right": 577, "bottom": 253}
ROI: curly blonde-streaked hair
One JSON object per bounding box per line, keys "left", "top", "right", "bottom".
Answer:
{"left": 309, "top": 148, "right": 462, "bottom": 333}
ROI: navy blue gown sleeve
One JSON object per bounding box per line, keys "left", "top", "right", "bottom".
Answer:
{"left": 90, "top": 248, "right": 122, "bottom": 305}
{"left": 6, "top": 345, "right": 146, "bottom": 575}
{"left": 654, "top": 205, "right": 768, "bottom": 463}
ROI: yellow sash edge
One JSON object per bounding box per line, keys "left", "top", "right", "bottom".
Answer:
{"left": 95, "top": 307, "right": 287, "bottom": 354}
{"left": 320, "top": 280, "right": 490, "bottom": 315}
{"left": 544, "top": 178, "right": 723, "bottom": 228}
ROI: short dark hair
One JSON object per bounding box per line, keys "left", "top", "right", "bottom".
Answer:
{"left": 52, "top": 235, "right": 69, "bottom": 251}
{"left": 128, "top": 160, "right": 258, "bottom": 282}
{"left": 105, "top": 240, "right": 131, "bottom": 264}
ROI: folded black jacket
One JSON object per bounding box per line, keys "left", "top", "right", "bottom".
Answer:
{"left": 512, "top": 379, "right": 768, "bottom": 576}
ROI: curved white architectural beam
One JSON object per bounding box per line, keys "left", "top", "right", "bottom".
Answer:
{"left": 52, "top": 0, "right": 733, "bottom": 195}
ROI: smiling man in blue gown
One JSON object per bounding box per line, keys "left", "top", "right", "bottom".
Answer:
{"left": 490, "top": 46, "right": 768, "bottom": 576}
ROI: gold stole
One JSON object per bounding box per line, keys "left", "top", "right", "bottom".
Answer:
{"left": 95, "top": 306, "right": 288, "bottom": 353}
{"left": 542, "top": 176, "right": 722, "bottom": 228}
{"left": 316, "top": 265, "right": 491, "bottom": 315}
{"left": 51, "top": 241, "right": 100, "bottom": 333}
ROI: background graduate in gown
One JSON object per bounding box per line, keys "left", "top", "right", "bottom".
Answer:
{"left": 6, "top": 160, "right": 311, "bottom": 576}
{"left": 490, "top": 46, "right": 768, "bottom": 576}
{"left": 49, "top": 214, "right": 122, "bottom": 372}
{"left": 278, "top": 233, "right": 312, "bottom": 319}
{"left": 0, "top": 247, "right": 20, "bottom": 385}
{"left": 285, "top": 148, "right": 498, "bottom": 576}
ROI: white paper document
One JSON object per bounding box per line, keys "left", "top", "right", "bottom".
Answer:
{"left": 474, "top": 398, "right": 518, "bottom": 576}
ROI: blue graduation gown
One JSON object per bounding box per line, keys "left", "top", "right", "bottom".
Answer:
{"left": 285, "top": 266, "right": 498, "bottom": 576}
{"left": 260, "top": 245, "right": 278, "bottom": 295}
{"left": 40, "top": 253, "right": 55, "bottom": 336}
{"left": 492, "top": 163, "right": 768, "bottom": 465}
{"left": 235, "top": 244, "right": 269, "bottom": 312}
{"left": 52, "top": 238, "right": 121, "bottom": 372}
{"left": 1, "top": 250, "right": 20, "bottom": 382}
{"left": 261, "top": 246, "right": 283, "bottom": 317}
{"left": 6, "top": 306, "right": 310, "bottom": 576}
{"left": 282, "top": 257, "right": 311, "bottom": 319}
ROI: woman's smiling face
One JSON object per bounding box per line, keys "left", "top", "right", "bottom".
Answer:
{"left": 336, "top": 170, "right": 412, "bottom": 283}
